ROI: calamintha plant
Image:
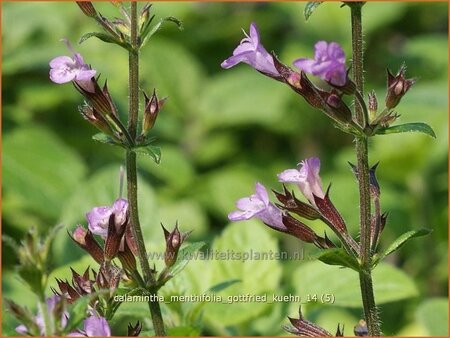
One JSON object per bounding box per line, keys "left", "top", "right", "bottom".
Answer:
{"left": 5, "top": 2, "right": 198, "bottom": 336}
{"left": 223, "top": 2, "right": 434, "bottom": 337}
{"left": 4, "top": 2, "right": 439, "bottom": 337}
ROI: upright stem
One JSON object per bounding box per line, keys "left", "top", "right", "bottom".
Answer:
{"left": 127, "top": 2, "right": 165, "bottom": 335}
{"left": 350, "top": 2, "right": 381, "bottom": 336}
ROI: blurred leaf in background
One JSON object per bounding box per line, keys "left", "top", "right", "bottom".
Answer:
{"left": 2, "top": 2, "right": 448, "bottom": 336}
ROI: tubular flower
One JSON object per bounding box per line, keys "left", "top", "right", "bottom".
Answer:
{"left": 228, "top": 182, "right": 284, "bottom": 231}
{"left": 221, "top": 22, "right": 280, "bottom": 77}
{"left": 278, "top": 157, "right": 325, "bottom": 207}
{"left": 294, "top": 41, "right": 347, "bottom": 86}
{"left": 49, "top": 39, "right": 96, "bottom": 92}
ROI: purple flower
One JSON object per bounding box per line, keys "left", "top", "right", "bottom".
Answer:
{"left": 221, "top": 22, "right": 279, "bottom": 77}
{"left": 16, "top": 296, "right": 68, "bottom": 336}
{"left": 86, "top": 198, "right": 128, "bottom": 237}
{"left": 293, "top": 41, "right": 347, "bottom": 86}
{"left": 278, "top": 157, "right": 325, "bottom": 207}
{"left": 228, "top": 182, "right": 284, "bottom": 231}
{"left": 69, "top": 316, "right": 111, "bottom": 337}
{"left": 49, "top": 39, "right": 96, "bottom": 92}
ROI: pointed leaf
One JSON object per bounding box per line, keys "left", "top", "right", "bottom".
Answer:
{"left": 317, "top": 248, "right": 360, "bottom": 272}
{"left": 133, "top": 144, "right": 162, "bottom": 164}
{"left": 304, "top": 2, "right": 323, "bottom": 20}
{"left": 141, "top": 16, "right": 183, "bottom": 48}
{"left": 79, "top": 32, "right": 132, "bottom": 52}
{"left": 168, "top": 241, "right": 206, "bottom": 278}
{"left": 375, "top": 228, "right": 432, "bottom": 265}
{"left": 375, "top": 122, "right": 436, "bottom": 138}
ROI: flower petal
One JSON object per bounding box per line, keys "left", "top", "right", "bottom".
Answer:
{"left": 277, "top": 169, "right": 303, "bottom": 183}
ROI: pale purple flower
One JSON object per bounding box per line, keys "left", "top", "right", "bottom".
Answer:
{"left": 221, "top": 22, "right": 279, "bottom": 77}
{"left": 16, "top": 296, "right": 68, "bottom": 336}
{"left": 86, "top": 198, "right": 128, "bottom": 237}
{"left": 228, "top": 182, "right": 284, "bottom": 231}
{"left": 68, "top": 316, "right": 111, "bottom": 337}
{"left": 278, "top": 157, "right": 325, "bottom": 207}
{"left": 293, "top": 41, "right": 347, "bottom": 86}
{"left": 49, "top": 39, "right": 96, "bottom": 92}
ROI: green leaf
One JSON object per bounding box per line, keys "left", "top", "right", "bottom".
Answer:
{"left": 79, "top": 32, "right": 132, "bottom": 52}
{"left": 304, "top": 2, "right": 323, "bottom": 20}
{"left": 204, "top": 221, "right": 282, "bottom": 326}
{"left": 293, "top": 261, "right": 418, "bottom": 307}
{"left": 375, "top": 122, "right": 436, "bottom": 138}
{"left": 416, "top": 298, "right": 449, "bottom": 336}
{"left": 3, "top": 126, "right": 87, "bottom": 221}
{"left": 92, "top": 133, "right": 122, "bottom": 147}
{"left": 141, "top": 16, "right": 183, "bottom": 48}
{"left": 63, "top": 296, "right": 90, "bottom": 334}
{"left": 375, "top": 228, "right": 432, "bottom": 265}
{"left": 317, "top": 248, "right": 360, "bottom": 272}
{"left": 133, "top": 145, "right": 162, "bottom": 164}
{"left": 168, "top": 242, "right": 206, "bottom": 278}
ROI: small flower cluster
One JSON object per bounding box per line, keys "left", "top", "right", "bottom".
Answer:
{"left": 284, "top": 306, "right": 344, "bottom": 337}
{"left": 222, "top": 23, "right": 415, "bottom": 134}
{"left": 229, "top": 157, "right": 360, "bottom": 254}
{"left": 49, "top": 40, "right": 166, "bottom": 147}
{"left": 12, "top": 295, "right": 112, "bottom": 337}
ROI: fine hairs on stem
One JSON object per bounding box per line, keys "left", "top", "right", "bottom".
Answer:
{"left": 126, "top": 2, "right": 166, "bottom": 335}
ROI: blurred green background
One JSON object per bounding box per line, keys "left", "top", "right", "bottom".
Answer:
{"left": 2, "top": 1, "right": 448, "bottom": 336}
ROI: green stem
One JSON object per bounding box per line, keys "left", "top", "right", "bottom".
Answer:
{"left": 350, "top": 2, "right": 381, "bottom": 336}
{"left": 127, "top": 2, "right": 165, "bottom": 335}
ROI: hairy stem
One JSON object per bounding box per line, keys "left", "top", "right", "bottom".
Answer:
{"left": 350, "top": 2, "right": 381, "bottom": 336}
{"left": 127, "top": 2, "right": 165, "bottom": 335}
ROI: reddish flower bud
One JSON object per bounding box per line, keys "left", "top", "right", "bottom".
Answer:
{"left": 273, "top": 185, "right": 321, "bottom": 220}
{"left": 76, "top": 1, "right": 97, "bottom": 18}
{"left": 284, "top": 306, "right": 334, "bottom": 336}
{"left": 69, "top": 226, "right": 104, "bottom": 264}
{"left": 313, "top": 186, "right": 359, "bottom": 254}
{"left": 128, "top": 321, "right": 143, "bottom": 337}
{"left": 104, "top": 214, "right": 127, "bottom": 261}
{"left": 161, "top": 223, "right": 190, "bottom": 268}
{"left": 118, "top": 239, "right": 137, "bottom": 273}
{"left": 325, "top": 91, "right": 353, "bottom": 124}
{"left": 385, "top": 64, "right": 415, "bottom": 109}
{"left": 142, "top": 89, "right": 166, "bottom": 135}
{"left": 282, "top": 214, "right": 335, "bottom": 249}
{"left": 79, "top": 105, "right": 116, "bottom": 137}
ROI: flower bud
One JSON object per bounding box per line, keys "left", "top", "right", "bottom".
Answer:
{"left": 113, "top": 19, "right": 130, "bottom": 36}
{"left": 284, "top": 306, "right": 334, "bottom": 336}
{"left": 79, "top": 105, "right": 115, "bottom": 137}
{"left": 70, "top": 226, "right": 104, "bottom": 264}
{"left": 118, "top": 240, "right": 137, "bottom": 273}
{"left": 76, "top": 1, "right": 97, "bottom": 18}
{"left": 273, "top": 185, "right": 321, "bottom": 220}
{"left": 368, "top": 90, "right": 378, "bottom": 121}
{"left": 385, "top": 64, "right": 415, "bottom": 109}
{"left": 161, "top": 223, "right": 190, "bottom": 268}
{"left": 139, "top": 3, "right": 153, "bottom": 33}
{"left": 104, "top": 214, "right": 127, "bottom": 261}
{"left": 142, "top": 89, "right": 166, "bottom": 135}
{"left": 128, "top": 321, "right": 143, "bottom": 337}
{"left": 325, "top": 91, "right": 353, "bottom": 123}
